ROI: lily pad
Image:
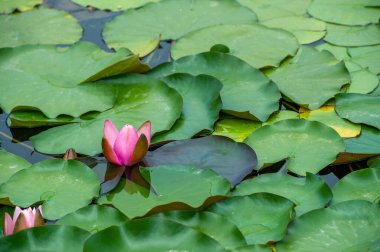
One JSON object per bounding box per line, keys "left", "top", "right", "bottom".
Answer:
{"left": 57, "top": 205, "right": 128, "bottom": 232}
{"left": 308, "top": 0, "right": 380, "bottom": 25}
{"left": 261, "top": 16, "right": 326, "bottom": 44}
{"left": 103, "top": 0, "right": 258, "bottom": 56}
{"left": 0, "top": 225, "right": 90, "bottom": 252}
{"left": 325, "top": 24, "right": 380, "bottom": 47}
{"left": 0, "top": 159, "right": 100, "bottom": 220}
{"left": 99, "top": 165, "right": 231, "bottom": 218}
{"left": 31, "top": 76, "right": 182, "bottom": 155}
{"left": 0, "top": 148, "right": 30, "bottom": 185}
{"left": 149, "top": 52, "right": 281, "bottom": 121}
{"left": 0, "top": 8, "right": 82, "bottom": 48}
{"left": 72, "top": 0, "right": 160, "bottom": 11}
{"left": 346, "top": 67, "right": 379, "bottom": 94}
{"left": 277, "top": 200, "right": 380, "bottom": 252}
{"left": 153, "top": 73, "right": 222, "bottom": 142}
{"left": 335, "top": 93, "right": 380, "bottom": 130}
{"left": 332, "top": 167, "right": 380, "bottom": 204}
{"left": 262, "top": 110, "right": 299, "bottom": 125}
{"left": 348, "top": 45, "right": 380, "bottom": 74}
{"left": 213, "top": 119, "right": 262, "bottom": 142}
{"left": 230, "top": 244, "right": 273, "bottom": 252}
{"left": 144, "top": 136, "right": 257, "bottom": 185}
{"left": 368, "top": 156, "right": 380, "bottom": 168}
{"left": 299, "top": 106, "right": 361, "bottom": 138}
{"left": 172, "top": 24, "right": 299, "bottom": 69}
{"left": 345, "top": 126, "right": 380, "bottom": 154}
{"left": 207, "top": 193, "right": 295, "bottom": 244}
{"left": 0, "top": 0, "right": 42, "bottom": 14}
{"left": 154, "top": 210, "right": 247, "bottom": 249}
{"left": 267, "top": 45, "right": 350, "bottom": 109}
{"left": 244, "top": 119, "right": 345, "bottom": 175}
{"left": 83, "top": 217, "right": 225, "bottom": 251}
{"left": 231, "top": 173, "right": 332, "bottom": 216}
{"left": 0, "top": 42, "right": 146, "bottom": 118}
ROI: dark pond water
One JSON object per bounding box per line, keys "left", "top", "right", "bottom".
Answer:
{"left": 0, "top": 0, "right": 343, "bottom": 187}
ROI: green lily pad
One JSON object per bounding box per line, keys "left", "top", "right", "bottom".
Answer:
{"left": 261, "top": 16, "right": 326, "bottom": 44}
{"left": 0, "top": 8, "right": 82, "bottom": 48}
{"left": 332, "top": 168, "right": 380, "bottom": 204}
{"left": 103, "top": 0, "right": 258, "bottom": 56}
{"left": 31, "top": 76, "right": 182, "bottom": 155}
{"left": 335, "top": 93, "right": 380, "bottom": 130}
{"left": 244, "top": 119, "right": 345, "bottom": 175}
{"left": 0, "top": 225, "right": 90, "bottom": 252}
{"left": 99, "top": 165, "right": 231, "bottom": 218}
{"left": 213, "top": 119, "right": 262, "bottom": 142}
{"left": 72, "top": 0, "right": 160, "bottom": 11}
{"left": 0, "top": 42, "right": 146, "bottom": 118}
{"left": 308, "top": 0, "right": 380, "bottom": 25}
{"left": 153, "top": 73, "right": 222, "bottom": 142}
{"left": 8, "top": 110, "right": 80, "bottom": 128}
{"left": 230, "top": 244, "right": 273, "bottom": 252}
{"left": 263, "top": 110, "right": 299, "bottom": 125}
{"left": 0, "top": 159, "right": 100, "bottom": 220}
{"left": 172, "top": 24, "right": 299, "bottom": 69}
{"left": 237, "top": 0, "right": 312, "bottom": 21}
{"left": 325, "top": 24, "right": 380, "bottom": 47}
{"left": 0, "top": 148, "right": 30, "bottom": 185}
{"left": 348, "top": 45, "right": 380, "bottom": 74}
{"left": 277, "top": 200, "right": 380, "bottom": 252}
{"left": 207, "top": 193, "right": 295, "bottom": 244}
{"left": 346, "top": 67, "right": 379, "bottom": 94}
{"left": 0, "top": 0, "right": 42, "bottom": 14}
{"left": 83, "top": 217, "right": 224, "bottom": 251}
{"left": 57, "top": 205, "right": 128, "bottom": 233}
{"left": 231, "top": 173, "right": 332, "bottom": 216}
{"left": 368, "top": 156, "right": 380, "bottom": 168}
{"left": 345, "top": 126, "right": 380, "bottom": 154}
{"left": 149, "top": 52, "right": 281, "bottom": 121}
{"left": 267, "top": 45, "right": 350, "bottom": 109}
{"left": 154, "top": 210, "right": 247, "bottom": 249}
{"left": 144, "top": 136, "right": 257, "bottom": 185}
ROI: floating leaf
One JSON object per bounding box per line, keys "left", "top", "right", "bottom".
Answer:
{"left": 267, "top": 46, "right": 350, "bottom": 109}
{"left": 0, "top": 42, "right": 145, "bottom": 118}
{"left": 231, "top": 173, "right": 332, "bottom": 216}
{"left": 368, "top": 156, "right": 380, "bottom": 168}
{"left": 99, "top": 165, "right": 231, "bottom": 218}
{"left": 0, "top": 8, "right": 82, "bottom": 48}
{"left": 345, "top": 126, "right": 380, "bottom": 154}
{"left": 57, "top": 205, "right": 128, "bottom": 233}
{"left": 244, "top": 119, "right": 345, "bottom": 175}
{"left": 277, "top": 200, "right": 380, "bottom": 252}
{"left": 83, "top": 217, "right": 225, "bottom": 251}
{"left": 346, "top": 68, "right": 379, "bottom": 94}
{"left": 332, "top": 168, "right": 380, "bottom": 204}
{"left": 0, "top": 159, "right": 100, "bottom": 220}
{"left": 213, "top": 119, "right": 261, "bottom": 142}
{"left": 0, "top": 0, "right": 42, "bottom": 14}
{"left": 149, "top": 52, "right": 281, "bottom": 121}
{"left": 153, "top": 73, "right": 222, "bottom": 142}
{"left": 262, "top": 110, "right": 299, "bottom": 125}
{"left": 299, "top": 106, "right": 361, "bottom": 138}
{"left": 325, "top": 24, "right": 380, "bottom": 47}
{"left": 0, "top": 225, "right": 90, "bottom": 252}
{"left": 349, "top": 45, "right": 380, "bottom": 74}
{"left": 144, "top": 136, "right": 257, "bottom": 185}
{"left": 154, "top": 210, "right": 247, "bottom": 249}
{"left": 103, "top": 0, "right": 258, "bottom": 56}
{"left": 172, "top": 24, "right": 299, "bottom": 69}
{"left": 31, "top": 76, "right": 182, "bottom": 155}
{"left": 335, "top": 93, "right": 380, "bottom": 130}
{"left": 0, "top": 148, "right": 30, "bottom": 185}
{"left": 72, "top": 0, "right": 160, "bottom": 11}
{"left": 308, "top": 0, "right": 380, "bottom": 25}
{"left": 208, "top": 193, "right": 295, "bottom": 244}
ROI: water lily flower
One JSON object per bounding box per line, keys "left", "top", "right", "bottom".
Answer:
{"left": 102, "top": 120, "right": 151, "bottom": 167}
{"left": 3, "top": 206, "right": 44, "bottom": 236}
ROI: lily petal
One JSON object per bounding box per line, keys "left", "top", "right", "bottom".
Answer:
{"left": 137, "top": 121, "right": 151, "bottom": 146}
{"left": 130, "top": 134, "right": 149, "bottom": 165}
{"left": 3, "top": 212, "right": 14, "bottom": 236}
{"left": 103, "top": 120, "right": 119, "bottom": 147}
{"left": 102, "top": 138, "right": 123, "bottom": 166}
{"left": 13, "top": 213, "right": 29, "bottom": 233}
{"left": 114, "top": 125, "right": 139, "bottom": 166}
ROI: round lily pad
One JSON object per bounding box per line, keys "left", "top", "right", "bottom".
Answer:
{"left": 231, "top": 173, "right": 332, "bottom": 216}
{"left": 325, "top": 24, "right": 380, "bottom": 47}
{"left": 344, "top": 126, "right": 380, "bottom": 154}
{"left": 207, "top": 193, "right": 295, "bottom": 244}
{"left": 213, "top": 118, "right": 262, "bottom": 142}
{"left": 0, "top": 8, "right": 82, "bottom": 48}
{"left": 244, "top": 119, "right": 345, "bottom": 175}
{"left": 0, "top": 0, "right": 42, "bottom": 14}
{"left": 172, "top": 24, "right": 299, "bottom": 69}
{"left": 267, "top": 45, "right": 350, "bottom": 109}
{"left": 0, "top": 159, "right": 100, "bottom": 220}
{"left": 103, "top": 0, "right": 258, "bottom": 56}
{"left": 149, "top": 52, "right": 281, "bottom": 121}
{"left": 348, "top": 45, "right": 380, "bottom": 74}
{"left": 72, "top": 0, "right": 160, "bottom": 11}
{"left": 332, "top": 167, "right": 380, "bottom": 204}
{"left": 0, "top": 148, "right": 30, "bottom": 185}
{"left": 277, "top": 200, "right": 380, "bottom": 252}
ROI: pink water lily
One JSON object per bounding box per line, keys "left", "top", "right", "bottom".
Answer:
{"left": 102, "top": 120, "right": 151, "bottom": 167}
{"left": 3, "top": 206, "right": 44, "bottom": 236}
